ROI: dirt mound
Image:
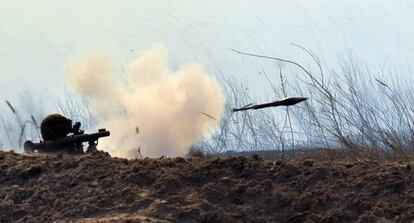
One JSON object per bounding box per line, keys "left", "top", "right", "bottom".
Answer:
{"left": 1, "top": 150, "right": 414, "bottom": 222}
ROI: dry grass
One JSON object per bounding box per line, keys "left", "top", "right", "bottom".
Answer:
{"left": 198, "top": 49, "right": 414, "bottom": 162}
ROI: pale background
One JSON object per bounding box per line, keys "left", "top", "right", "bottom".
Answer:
{"left": 1, "top": 0, "right": 414, "bottom": 125}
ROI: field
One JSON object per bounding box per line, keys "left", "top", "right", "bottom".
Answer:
{"left": 1, "top": 150, "right": 414, "bottom": 222}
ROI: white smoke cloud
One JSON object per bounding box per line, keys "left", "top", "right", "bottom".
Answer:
{"left": 66, "top": 44, "right": 225, "bottom": 158}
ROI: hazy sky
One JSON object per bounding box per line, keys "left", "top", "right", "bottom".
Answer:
{"left": 1, "top": 0, "right": 414, "bottom": 111}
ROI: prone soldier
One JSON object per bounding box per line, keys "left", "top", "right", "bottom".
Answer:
{"left": 24, "top": 114, "right": 110, "bottom": 154}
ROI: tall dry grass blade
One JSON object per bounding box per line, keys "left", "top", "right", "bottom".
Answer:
{"left": 5, "top": 100, "right": 16, "bottom": 114}
{"left": 18, "top": 123, "right": 26, "bottom": 147}
{"left": 375, "top": 78, "right": 389, "bottom": 88}
{"left": 30, "top": 115, "right": 39, "bottom": 128}
{"left": 0, "top": 116, "right": 14, "bottom": 147}
{"left": 31, "top": 115, "right": 41, "bottom": 139}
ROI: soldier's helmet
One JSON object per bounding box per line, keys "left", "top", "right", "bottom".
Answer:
{"left": 40, "top": 114, "right": 73, "bottom": 141}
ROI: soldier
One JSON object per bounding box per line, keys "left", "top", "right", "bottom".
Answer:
{"left": 40, "top": 114, "right": 73, "bottom": 141}
{"left": 38, "top": 114, "right": 84, "bottom": 154}
{"left": 25, "top": 114, "right": 109, "bottom": 154}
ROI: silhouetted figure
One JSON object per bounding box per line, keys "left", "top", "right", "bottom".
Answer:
{"left": 40, "top": 114, "right": 74, "bottom": 141}
{"left": 25, "top": 114, "right": 109, "bottom": 154}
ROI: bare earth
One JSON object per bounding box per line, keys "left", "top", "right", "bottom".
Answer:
{"left": 1, "top": 150, "right": 414, "bottom": 223}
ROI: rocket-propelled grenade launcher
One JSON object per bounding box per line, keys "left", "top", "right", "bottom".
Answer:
{"left": 24, "top": 129, "right": 110, "bottom": 154}
{"left": 24, "top": 114, "right": 110, "bottom": 154}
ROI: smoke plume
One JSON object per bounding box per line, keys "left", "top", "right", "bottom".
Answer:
{"left": 66, "top": 44, "right": 225, "bottom": 158}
